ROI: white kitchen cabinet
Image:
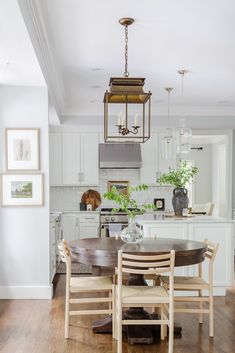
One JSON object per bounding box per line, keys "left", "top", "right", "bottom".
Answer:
{"left": 146, "top": 223, "right": 188, "bottom": 276}
{"left": 80, "top": 133, "right": 99, "bottom": 185}
{"left": 62, "top": 213, "right": 79, "bottom": 242}
{"left": 140, "top": 133, "right": 159, "bottom": 184}
{"left": 158, "top": 132, "right": 176, "bottom": 173}
{"left": 78, "top": 213, "right": 100, "bottom": 239}
{"left": 49, "top": 133, "right": 62, "bottom": 185}
{"left": 79, "top": 224, "right": 100, "bottom": 238}
{"left": 51, "top": 132, "right": 99, "bottom": 186}
{"left": 188, "top": 223, "right": 234, "bottom": 295}
{"left": 62, "top": 133, "right": 81, "bottom": 185}
{"left": 137, "top": 217, "right": 234, "bottom": 295}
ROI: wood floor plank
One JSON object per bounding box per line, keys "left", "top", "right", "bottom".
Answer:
{"left": 0, "top": 276, "right": 234, "bottom": 353}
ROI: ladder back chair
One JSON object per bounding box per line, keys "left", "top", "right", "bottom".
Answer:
{"left": 115, "top": 250, "right": 175, "bottom": 353}
{"left": 161, "top": 239, "right": 219, "bottom": 337}
{"left": 58, "top": 239, "right": 115, "bottom": 339}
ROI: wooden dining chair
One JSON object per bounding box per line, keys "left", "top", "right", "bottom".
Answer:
{"left": 115, "top": 250, "right": 175, "bottom": 353}
{"left": 58, "top": 239, "right": 115, "bottom": 339}
{"left": 161, "top": 239, "right": 219, "bottom": 337}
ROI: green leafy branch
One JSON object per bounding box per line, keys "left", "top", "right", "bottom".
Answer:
{"left": 103, "top": 184, "right": 156, "bottom": 218}
{"left": 157, "top": 160, "right": 199, "bottom": 188}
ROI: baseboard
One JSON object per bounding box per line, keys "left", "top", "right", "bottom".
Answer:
{"left": 0, "top": 285, "right": 53, "bottom": 299}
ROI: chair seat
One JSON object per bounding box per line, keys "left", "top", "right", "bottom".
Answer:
{"left": 161, "top": 275, "right": 209, "bottom": 289}
{"left": 70, "top": 276, "right": 113, "bottom": 292}
{"left": 120, "top": 285, "right": 169, "bottom": 304}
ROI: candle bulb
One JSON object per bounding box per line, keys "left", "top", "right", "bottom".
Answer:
{"left": 122, "top": 115, "right": 126, "bottom": 127}
{"left": 118, "top": 112, "right": 122, "bottom": 126}
{"left": 134, "top": 113, "right": 138, "bottom": 127}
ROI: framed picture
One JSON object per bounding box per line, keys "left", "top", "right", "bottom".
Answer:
{"left": 108, "top": 180, "right": 129, "bottom": 195}
{"left": 1, "top": 173, "right": 44, "bottom": 206}
{"left": 6, "top": 128, "right": 40, "bottom": 171}
{"left": 154, "top": 198, "right": 165, "bottom": 211}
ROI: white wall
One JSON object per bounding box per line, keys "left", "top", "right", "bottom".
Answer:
{"left": 186, "top": 145, "right": 212, "bottom": 204}
{"left": 212, "top": 138, "right": 230, "bottom": 218}
{"left": 0, "top": 86, "right": 51, "bottom": 299}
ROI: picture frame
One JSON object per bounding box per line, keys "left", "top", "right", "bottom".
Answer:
{"left": 154, "top": 198, "right": 165, "bottom": 211}
{"left": 1, "top": 173, "right": 44, "bottom": 207}
{"left": 107, "top": 180, "right": 129, "bottom": 195}
{"left": 6, "top": 128, "right": 40, "bottom": 171}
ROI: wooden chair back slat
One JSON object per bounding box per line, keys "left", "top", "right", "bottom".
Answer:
{"left": 122, "top": 260, "right": 171, "bottom": 268}
{"left": 122, "top": 268, "right": 171, "bottom": 275}
{"left": 119, "top": 250, "right": 175, "bottom": 277}
{"left": 122, "top": 253, "right": 172, "bottom": 261}
{"left": 204, "top": 239, "right": 219, "bottom": 263}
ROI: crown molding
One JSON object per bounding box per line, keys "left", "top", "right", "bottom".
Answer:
{"left": 18, "top": 0, "right": 65, "bottom": 121}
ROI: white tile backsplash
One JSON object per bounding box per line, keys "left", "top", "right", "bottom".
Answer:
{"left": 50, "top": 169, "right": 174, "bottom": 211}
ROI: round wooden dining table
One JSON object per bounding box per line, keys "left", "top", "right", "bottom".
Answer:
{"left": 69, "top": 237, "right": 207, "bottom": 344}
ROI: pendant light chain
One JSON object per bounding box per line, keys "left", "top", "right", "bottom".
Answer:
{"left": 124, "top": 24, "right": 129, "bottom": 77}
{"left": 167, "top": 89, "right": 170, "bottom": 126}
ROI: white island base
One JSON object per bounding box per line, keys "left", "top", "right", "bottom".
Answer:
{"left": 136, "top": 215, "right": 234, "bottom": 296}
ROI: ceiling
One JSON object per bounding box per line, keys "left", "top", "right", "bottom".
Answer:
{"left": 0, "top": 0, "right": 45, "bottom": 86}
{"left": 2, "top": 0, "right": 235, "bottom": 124}
{"left": 36, "top": 0, "right": 235, "bottom": 120}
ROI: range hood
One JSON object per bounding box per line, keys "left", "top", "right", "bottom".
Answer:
{"left": 99, "top": 143, "right": 142, "bottom": 169}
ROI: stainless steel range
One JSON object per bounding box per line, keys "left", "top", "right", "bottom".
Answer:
{"left": 100, "top": 208, "right": 129, "bottom": 237}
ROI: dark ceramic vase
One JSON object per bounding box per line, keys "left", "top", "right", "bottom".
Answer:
{"left": 172, "top": 188, "right": 189, "bottom": 216}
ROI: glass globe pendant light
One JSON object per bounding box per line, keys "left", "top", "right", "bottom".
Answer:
{"left": 160, "top": 87, "right": 176, "bottom": 159}
{"left": 176, "top": 70, "right": 192, "bottom": 154}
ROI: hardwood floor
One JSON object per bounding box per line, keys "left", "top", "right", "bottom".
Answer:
{"left": 0, "top": 275, "right": 234, "bottom": 353}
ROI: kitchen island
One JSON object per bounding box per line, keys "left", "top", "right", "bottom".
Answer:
{"left": 136, "top": 215, "right": 234, "bottom": 295}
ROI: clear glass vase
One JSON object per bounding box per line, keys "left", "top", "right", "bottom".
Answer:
{"left": 120, "top": 217, "right": 144, "bottom": 243}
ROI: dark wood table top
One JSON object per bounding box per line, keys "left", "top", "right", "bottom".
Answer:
{"left": 69, "top": 237, "right": 207, "bottom": 268}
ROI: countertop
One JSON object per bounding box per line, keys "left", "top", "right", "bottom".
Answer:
{"left": 50, "top": 210, "right": 100, "bottom": 214}
{"left": 136, "top": 214, "right": 235, "bottom": 224}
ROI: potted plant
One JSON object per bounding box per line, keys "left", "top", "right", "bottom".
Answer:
{"left": 157, "top": 161, "right": 199, "bottom": 216}
{"left": 103, "top": 184, "right": 155, "bottom": 243}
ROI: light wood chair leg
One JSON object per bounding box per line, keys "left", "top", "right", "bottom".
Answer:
{"left": 160, "top": 305, "right": 165, "bottom": 340}
{"left": 65, "top": 287, "right": 70, "bottom": 339}
{"left": 112, "top": 285, "right": 116, "bottom": 340}
{"left": 117, "top": 306, "right": 122, "bottom": 353}
{"left": 168, "top": 303, "right": 174, "bottom": 353}
{"left": 109, "top": 289, "right": 112, "bottom": 311}
{"left": 209, "top": 288, "right": 214, "bottom": 337}
{"left": 199, "top": 289, "right": 203, "bottom": 323}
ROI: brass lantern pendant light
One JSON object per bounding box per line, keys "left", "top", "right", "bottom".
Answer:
{"left": 104, "top": 18, "right": 152, "bottom": 143}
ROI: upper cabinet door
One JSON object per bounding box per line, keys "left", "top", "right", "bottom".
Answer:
{"left": 80, "top": 133, "right": 99, "bottom": 185}
{"left": 49, "top": 133, "right": 62, "bottom": 185}
{"left": 158, "top": 132, "right": 176, "bottom": 174}
{"left": 140, "top": 133, "right": 158, "bottom": 184}
{"left": 62, "top": 133, "right": 81, "bottom": 185}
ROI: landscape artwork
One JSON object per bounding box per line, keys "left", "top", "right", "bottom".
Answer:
{"left": 1, "top": 173, "right": 43, "bottom": 206}
{"left": 108, "top": 181, "right": 129, "bottom": 195}
{"left": 11, "top": 181, "right": 33, "bottom": 199}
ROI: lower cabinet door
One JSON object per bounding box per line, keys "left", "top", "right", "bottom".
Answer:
{"left": 146, "top": 223, "right": 188, "bottom": 276}
{"left": 188, "top": 223, "right": 234, "bottom": 295}
{"left": 79, "top": 224, "right": 99, "bottom": 239}
{"left": 62, "top": 214, "right": 79, "bottom": 242}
